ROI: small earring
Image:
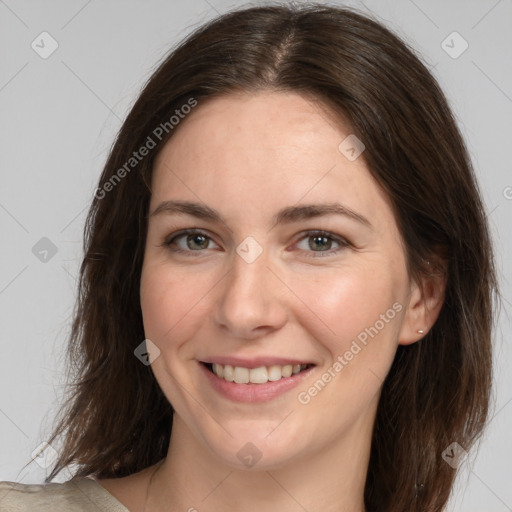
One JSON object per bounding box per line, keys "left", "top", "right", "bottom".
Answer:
{"left": 417, "top": 329, "right": 425, "bottom": 334}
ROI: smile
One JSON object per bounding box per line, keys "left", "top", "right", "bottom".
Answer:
{"left": 199, "top": 361, "right": 316, "bottom": 403}
{"left": 205, "top": 362, "right": 312, "bottom": 384}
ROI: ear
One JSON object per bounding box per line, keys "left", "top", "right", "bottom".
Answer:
{"left": 398, "top": 264, "right": 447, "bottom": 345}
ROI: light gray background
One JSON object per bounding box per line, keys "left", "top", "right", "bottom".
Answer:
{"left": 0, "top": 1, "right": 511, "bottom": 510}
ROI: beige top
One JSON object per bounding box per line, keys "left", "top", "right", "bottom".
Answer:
{"left": 0, "top": 478, "right": 129, "bottom": 512}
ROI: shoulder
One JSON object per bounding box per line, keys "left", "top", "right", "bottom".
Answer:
{"left": 0, "top": 478, "right": 129, "bottom": 512}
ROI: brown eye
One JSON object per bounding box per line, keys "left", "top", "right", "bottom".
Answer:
{"left": 184, "top": 233, "right": 210, "bottom": 250}
{"left": 164, "top": 229, "right": 219, "bottom": 254}
{"left": 295, "top": 231, "right": 350, "bottom": 257}
{"left": 309, "top": 235, "right": 333, "bottom": 251}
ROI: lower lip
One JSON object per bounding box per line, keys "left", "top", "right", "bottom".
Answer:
{"left": 198, "top": 362, "right": 315, "bottom": 403}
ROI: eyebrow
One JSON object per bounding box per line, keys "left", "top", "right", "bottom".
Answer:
{"left": 149, "top": 200, "right": 372, "bottom": 228}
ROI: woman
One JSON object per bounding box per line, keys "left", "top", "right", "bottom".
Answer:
{"left": 0, "top": 3, "right": 497, "bottom": 512}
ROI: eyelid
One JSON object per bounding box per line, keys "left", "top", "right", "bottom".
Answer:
{"left": 162, "top": 228, "right": 351, "bottom": 257}
{"left": 291, "top": 230, "right": 351, "bottom": 258}
{"left": 296, "top": 229, "right": 349, "bottom": 246}
{"left": 162, "top": 228, "right": 220, "bottom": 253}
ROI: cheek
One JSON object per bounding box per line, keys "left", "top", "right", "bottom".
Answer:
{"left": 297, "top": 264, "right": 400, "bottom": 352}
{"left": 140, "top": 262, "right": 208, "bottom": 347}
{"left": 294, "top": 267, "right": 404, "bottom": 417}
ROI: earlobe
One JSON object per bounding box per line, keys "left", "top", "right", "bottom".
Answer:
{"left": 398, "top": 265, "right": 447, "bottom": 345}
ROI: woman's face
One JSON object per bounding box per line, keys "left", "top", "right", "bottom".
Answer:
{"left": 140, "top": 91, "right": 420, "bottom": 470}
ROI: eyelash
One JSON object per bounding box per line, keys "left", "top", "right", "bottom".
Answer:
{"left": 162, "top": 229, "right": 350, "bottom": 258}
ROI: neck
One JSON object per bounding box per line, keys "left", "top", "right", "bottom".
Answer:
{"left": 146, "top": 413, "right": 373, "bottom": 512}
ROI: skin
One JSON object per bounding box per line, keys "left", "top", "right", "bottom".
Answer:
{"left": 97, "top": 91, "right": 445, "bottom": 512}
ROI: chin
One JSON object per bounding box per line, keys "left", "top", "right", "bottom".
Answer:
{"left": 201, "top": 423, "right": 310, "bottom": 471}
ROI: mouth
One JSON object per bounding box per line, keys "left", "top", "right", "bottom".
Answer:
{"left": 198, "top": 360, "right": 316, "bottom": 403}
{"left": 200, "top": 361, "right": 315, "bottom": 385}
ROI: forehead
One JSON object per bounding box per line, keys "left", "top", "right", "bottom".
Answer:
{"left": 154, "top": 91, "right": 346, "bottom": 172}
{"left": 150, "top": 91, "right": 392, "bottom": 229}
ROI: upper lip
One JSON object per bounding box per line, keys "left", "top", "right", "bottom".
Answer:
{"left": 199, "top": 356, "right": 315, "bottom": 369}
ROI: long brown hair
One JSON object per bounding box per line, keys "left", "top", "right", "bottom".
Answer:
{"left": 35, "top": 4, "right": 497, "bottom": 511}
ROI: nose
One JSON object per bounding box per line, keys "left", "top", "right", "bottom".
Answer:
{"left": 212, "top": 246, "right": 288, "bottom": 340}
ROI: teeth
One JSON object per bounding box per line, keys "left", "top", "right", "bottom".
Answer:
{"left": 268, "top": 365, "right": 283, "bottom": 381}
{"left": 209, "top": 363, "right": 310, "bottom": 384}
{"left": 248, "top": 366, "right": 268, "bottom": 384}
{"left": 213, "top": 363, "right": 223, "bottom": 378}
{"left": 234, "top": 366, "right": 249, "bottom": 384}
{"left": 223, "top": 364, "right": 234, "bottom": 382}
{"left": 281, "top": 365, "right": 293, "bottom": 378}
